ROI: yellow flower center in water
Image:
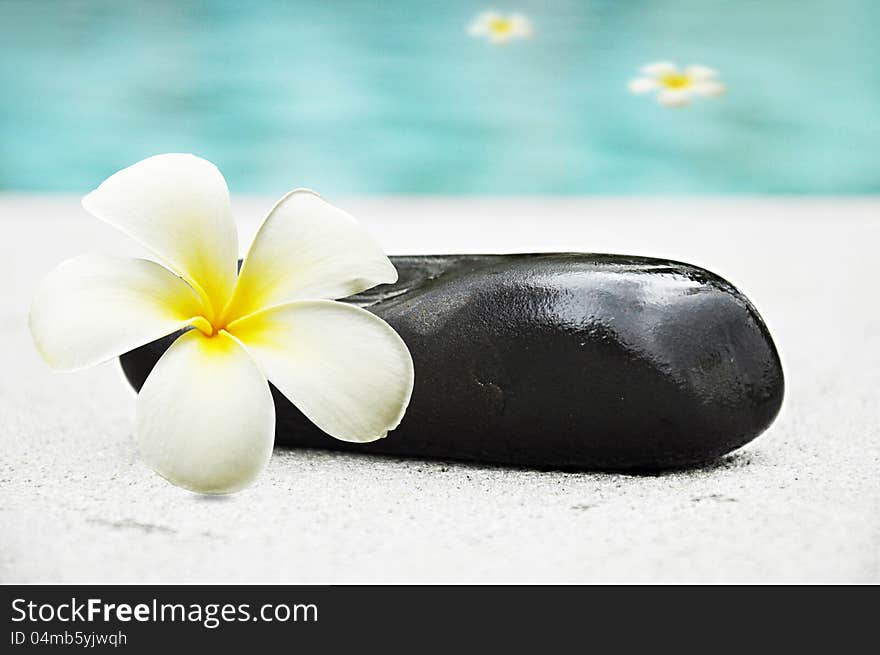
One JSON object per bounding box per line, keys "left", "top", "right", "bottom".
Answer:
{"left": 489, "top": 17, "right": 514, "bottom": 35}
{"left": 660, "top": 73, "right": 692, "bottom": 89}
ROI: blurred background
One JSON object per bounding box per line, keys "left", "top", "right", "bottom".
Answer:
{"left": 0, "top": 0, "right": 877, "bottom": 195}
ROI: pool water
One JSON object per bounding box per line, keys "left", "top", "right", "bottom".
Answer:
{"left": 0, "top": 0, "right": 877, "bottom": 194}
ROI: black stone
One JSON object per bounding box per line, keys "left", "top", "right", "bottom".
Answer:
{"left": 120, "top": 254, "right": 784, "bottom": 470}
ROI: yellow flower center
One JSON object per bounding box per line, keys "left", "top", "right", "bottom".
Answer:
{"left": 660, "top": 73, "right": 692, "bottom": 89}
{"left": 191, "top": 294, "right": 256, "bottom": 338}
{"left": 489, "top": 17, "right": 514, "bottom": 35}
{"left": 192, "top": 315, "right": 219, "bottom": 338}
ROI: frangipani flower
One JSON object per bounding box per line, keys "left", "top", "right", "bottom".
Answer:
{"left": 468, "top": 11, "right": 532, "bottom": 44}
{"left": 629, "top": 62, "right": 726, "bottom": 107}
{"left": 30, "top": 154, "right": 415, "bottom": 494}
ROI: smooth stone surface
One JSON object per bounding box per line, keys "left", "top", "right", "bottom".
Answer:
{"left": 120, "top": 254, "right": 784, "bottom": 470}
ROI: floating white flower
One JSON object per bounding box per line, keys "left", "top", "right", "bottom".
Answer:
{"left": 468, "top": 11, "right": 532, "bottom": 44}
{"left": 30, "top": 154, "right": 415, "bottom": 494}
{"left": 629, "top": 62, "right": 726, "bottom": 107}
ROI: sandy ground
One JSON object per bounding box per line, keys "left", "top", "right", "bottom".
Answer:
{"left": 1, "top": 195, "right": 878, "bottom": 584}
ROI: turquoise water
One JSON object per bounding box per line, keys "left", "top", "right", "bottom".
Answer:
{"left": 0, "top": 0, "right": 878, "bottom": 194}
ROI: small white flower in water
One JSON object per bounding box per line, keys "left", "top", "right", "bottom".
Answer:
{"left": 468, "top": 11, "right": 532, "bottom": 44}
{"left": 629, "top": 62, "right": 726, "bottom": 107}
{"left": 30, "top": 154, "right": 414, "bottom": 494}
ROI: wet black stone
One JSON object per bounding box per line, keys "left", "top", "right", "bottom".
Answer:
{"left": 120, "top": 254, "right": 784, "bottom": 470}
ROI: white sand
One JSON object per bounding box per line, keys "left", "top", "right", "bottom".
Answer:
{"left": 1, "top": 195, "right": 878, "bottom": 583}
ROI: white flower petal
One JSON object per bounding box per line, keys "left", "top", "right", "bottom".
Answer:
{"left": 686, "top": 65, "right": 718, "bottom": 81}
{"left": 629, "top": 77, "right": 659, "bottom": 94}
{"left": 81, "top": 154, "right": 238, "bottom": 318}
{"left": 640, "top": 61, "right": 678, "bottom": 77}
{"left": 468, "top": 12, "right": 498, "bottom": 35}
{"left": 489, "top": 31, "right": 514, "bottom": 44}
{"left": 225, "top": 189, "right": 397, "bottom": 320}
{"left": 29, "top": 254, "right": 206, "bottom": 371}
{"left": 227, "top": 300, "right": 414, "bottom": 444}
{"left": 137, "top": 330, "right": 275, "bottom": 494}
{"left": 658, "top": 89, "right": 691, "bottom": 107}
{"left": 510, "top": 14, "right": 533, "bottom": 37}
{"left": 693, "top": 80, "right": 726, "bottom": 97}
